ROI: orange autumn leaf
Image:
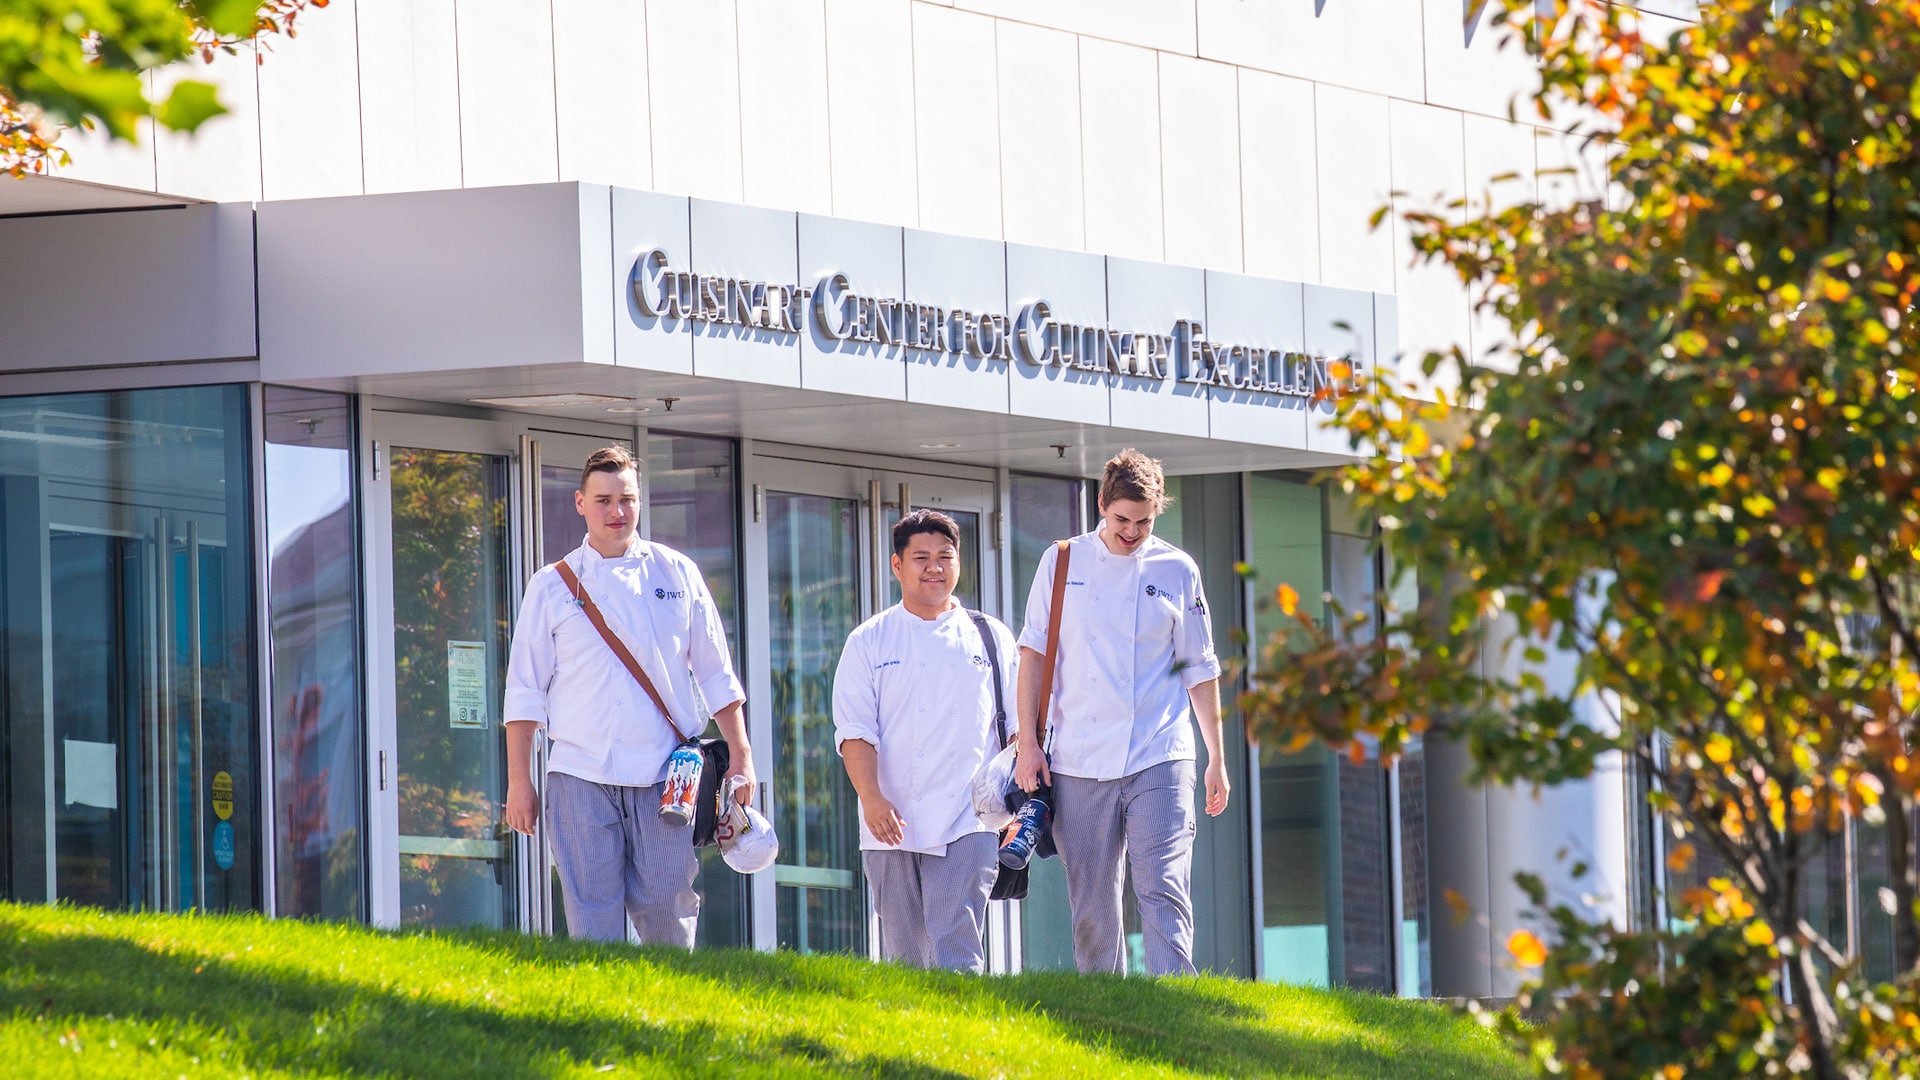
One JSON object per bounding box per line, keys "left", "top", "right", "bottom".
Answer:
{"left": 1277, "top": 583, "right": 1300, "bottom": 616}
{"left": 1508, "top": 929, "right": 1548, "bottom": 968}
{"left": 1666, "top": 843, "right": 1696, "bottom": 873}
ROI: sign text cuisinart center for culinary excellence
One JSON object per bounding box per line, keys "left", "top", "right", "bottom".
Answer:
{"left": 629, "top": 250, "right": 1358, "bottom": 399}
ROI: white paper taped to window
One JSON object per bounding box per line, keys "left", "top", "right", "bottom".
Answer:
{"left": 64, "top": 739, "right": 118, "bottom": 810}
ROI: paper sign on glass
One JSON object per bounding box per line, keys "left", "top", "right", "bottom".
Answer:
{"left": 447, "top": 640, "right": 488, "bottom": 730}
{"left": 63, "top": 739, "right": 118, "bottom": 809}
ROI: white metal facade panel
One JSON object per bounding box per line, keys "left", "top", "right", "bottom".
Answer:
{"left": 154, "top": 49, "right": 261, "bottom": 203}
{"left": 1465, "top": 114, "right": 1537, "bottom": 375}
{"left": 994, "top": 20, "right": 1085, "bottom": 252}
{"left": 1203, "top": 270, "right": 1309, "bottom": 448}
{"left": 955, "top": 0, "right": 1198, "bottom": 55}
{"left": 554, "top": 0, "right": 652, "bottom": 189}
{"left": 357, "top": 0, "right": 463, "bottom": 195}
{"left": 1388, "top": 99, "right": 1471, "bottom": 396}
{"left": 738, "top": 0, "right": 833, "bottom": 215}
{"left": 1106, "top": 256, "right": 1208, "bottom": 437}
{"left": 257, "top": 184, "right": 600, "bottom": 378}
{"left": 257, "top": 0, "right": 364, "bottom": 201}
{"left": 646, "top": 2, "right": 744, "bottom": 201}
{"left": 912, "top": 6, "right": 1003, "bottom": 240}
{"left": 0, "top": 203, "right": 255, "bottom": 369}
{"left": 48, "top": 74, "right": 156, "bottom": 192}
{"left": 1422, "top": 0, "right": 1540, "bottom": 121}
{"left": 689, "top": 200, "right": 800, "bottom": 387}
{"left": 902, "top": 230, "right": 1011, "bottom": 413}
{"left": 824, "top": 0, "right": 919, "bottom": 227}
{"left": 1159, "top": 55, "right": 1243, "bottom": 273}
{"left": 1303, "top": 284, "right": 1375, "bottom": 456}
{"left": 1006, "top": 243, "right": 1109, "bottom": 426}
{"left": 1079, "top": 38, "right": 1164, "bottom": 263}
{"left": 455, "top": 0, "right": 559, "bottom": 190}
{"left": 800, "top": 214, "right": 908, "bottom": 400}
{"left": 613, "top": 189, "right": 694, "bottom": 374}
{"left": 1313, "top": 84, "right": 1394, "bottom": 294}
{"left": 1238, "top": 68, "right": 1319, "bottom": 285}
{"left": 1195, "top": 0, "right": 1425, "bottom": 102}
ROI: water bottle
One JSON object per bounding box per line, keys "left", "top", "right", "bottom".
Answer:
{"left": 660, "top": 742, "right": 703, "bottom": 825}
{"left": 997, "top": 791, "right": 1051, "bottom": 870}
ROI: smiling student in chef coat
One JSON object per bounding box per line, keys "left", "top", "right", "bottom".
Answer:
{"left": 1013, "top": 448, "right": 1227, "bottom": 977}
{"left": 832, "top": 509, "right": 1018, "bottom": 973}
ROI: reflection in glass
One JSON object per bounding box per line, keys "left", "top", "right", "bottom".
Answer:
{"left": 1006, "top": 473, "right": 1086, "bottom": 972}
{"left": 539, "top": 464, "right": 586, "bottom": 567}
{"left": 265, "top": 388, "right": 365, "bottom": 920}
{"left": 390, "top": 448, "right": 514, "bottom": 928}
{"left": 646, "top": 433, "right": 749, "bottom": 949}
{"left": 768, "top": 491, "right": 864, "bottom": 954}
{"left": 0, "top": 385, "right": 258, "bottom": 913}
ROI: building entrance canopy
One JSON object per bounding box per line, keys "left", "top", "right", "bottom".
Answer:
{"left": 247, "top": 183, "right": 1391, "bottom": 475}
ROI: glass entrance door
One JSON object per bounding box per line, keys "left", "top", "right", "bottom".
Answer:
{"left": 748, "top": 455, "right": 1000, "bottom": 958}
{"left": 365, "top": 413, "right": 518, "bottom": 929}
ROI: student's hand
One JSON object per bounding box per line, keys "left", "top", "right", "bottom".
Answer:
{"left": 1203, "top": 758, "right": 1231, "bottom": 817}
{"left": 504, "top": 780, "right": 540, "bottom": 835}
{"left": 725, "top": 757, "right": 758, "bottom": 807}
{"left": 863, "top": 795, "right": 907, "bottom": 846}
{"left": 1014, "top": 738, "right": 1051, "bottom": 792}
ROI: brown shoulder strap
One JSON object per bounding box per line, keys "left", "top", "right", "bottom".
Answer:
{"left": 1034, "top": 539, "right": 1072, "bottom": 745}
{"left": 553, "top": 560, "right": 688, "bottom": 742}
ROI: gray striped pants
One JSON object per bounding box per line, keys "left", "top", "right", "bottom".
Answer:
{"left": 863, "top": 831, "right": 999, "bottom": 973}
{"left": 1051, "top": 758, "right": 1198, "bottom": 976}
{"left": 545, "top": 771, "right": 700, "bottom": 947}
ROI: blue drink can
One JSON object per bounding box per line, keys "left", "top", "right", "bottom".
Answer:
{"left": 660, "top": 742, "right": 703, "bottom": 825}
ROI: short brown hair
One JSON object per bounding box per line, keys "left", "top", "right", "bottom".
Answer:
{"left": 892, "top": 508, "right": 960, "bottom": 556}
{"left": 579, "top": 445, "right": 638, "bottom": 491}
{"left": 1099, "top": 448, "right": 1170, "bottom": 513}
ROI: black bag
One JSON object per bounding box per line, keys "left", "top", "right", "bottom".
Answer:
{"left": 690, "top": 736, "right": 731, "bottom": 848}
{"left": 970, "top": 610, "right": 1041, "bottom": 901}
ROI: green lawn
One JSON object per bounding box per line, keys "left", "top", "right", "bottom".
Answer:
{"left": 0, "top": 902, "right": 1524, "bottom": 1078}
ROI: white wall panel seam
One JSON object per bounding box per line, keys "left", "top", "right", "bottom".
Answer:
{"left": 992, "top": 18, "right": 1007, "bottom": 241}
{"left": 451, "top": 0, "right": 467, "bottom": 186}
{"left": 352, "top": 1, "right": 368, "bottom": 194}
{"left": 1075, "top": 33, "right": 1088, "bottom": 251}
{"left": 734, "top": 0, "right": 749, "bottom": 203}
{"left": 907, "top": 2, "right": 924, "bottom": 227}
{"left": 642, "top": 0, "right": 658, "bottom": 195}
{"left": 820, "top": 0, "right": 836, "bottom": 215}
{"left": 548, "top": 1, "right": 562, "bottom": 180}
{"left": 1153, "top": 50, "right": 1166, "bottom": 261}
{"left": 251, "top": 39, "right": 266, "bottom": 204}
{"left": 1310, "top": 81, "right": 1323, "bottom": 284}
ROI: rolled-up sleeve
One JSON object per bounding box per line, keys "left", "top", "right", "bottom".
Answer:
{"left": 504, "top": 574, "right": 558, "bottom": 726}
{"left": 687, "top": 567, "right": 746, "bottom": 712}
{"left": 1175, "top": 561, "right": 1222, "bottom": 689}
{"left": 832, "top": 628, "right": 878, "bottom": 752}
{"left": 1016, "top": 542, "right": 1059, "bottom": 655}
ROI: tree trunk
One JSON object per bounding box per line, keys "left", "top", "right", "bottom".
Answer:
{"left": 1788, "top": 946, "right": 1847, "bottom": 1080}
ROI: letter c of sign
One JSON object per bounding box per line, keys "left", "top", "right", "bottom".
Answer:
{"left": 631, "top": 249, "right": 670, "bottom": 318}
{"left": 1013, "top": 301, "right": 1052, "bottom": 366}
{"left": 812, "top": 273, "right": 854, "bottom": 340}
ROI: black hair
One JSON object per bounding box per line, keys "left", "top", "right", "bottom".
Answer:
{"left": 891, "top": 508, "right": 960, "bottom": 557}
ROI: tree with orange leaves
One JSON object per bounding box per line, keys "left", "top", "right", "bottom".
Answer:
{"left": 1244, "top": 2, "right": 1920, "bottom": 1076}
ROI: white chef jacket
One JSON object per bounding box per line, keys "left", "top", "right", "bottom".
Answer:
{"left": 832, "top": 603, "right": 1019, "bottom": 855}
{"left": 1018, "top": 524, "right": 1221, "bottom": 781}
{"left": 503, "top": 536, "right": 745, "bottom": 787}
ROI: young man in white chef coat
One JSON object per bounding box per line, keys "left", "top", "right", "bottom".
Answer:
{"left": 833, "top": 509, "right": 1018, "bottom": 973}
{"left": 1013, "top": 449, "right": 1228, "bottom": 976}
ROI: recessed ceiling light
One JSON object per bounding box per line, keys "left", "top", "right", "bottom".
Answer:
{"left": 604, "top": 404, "right": 651, "bottom": 414}
{"left": 919, "top": 442, "right": 961, "bottom": 449}
{"left": 471, "top": 393, "right": 632, "bottom": 408}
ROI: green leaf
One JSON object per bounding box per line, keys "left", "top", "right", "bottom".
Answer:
{"left": 154, "top": 80, "right": 228, "bottom": 133}
{"left": 190, "top": 0, "right": 262, "bottom": 39}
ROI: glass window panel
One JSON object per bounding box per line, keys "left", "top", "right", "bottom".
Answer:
{"left": 389, "top": 447, "right": 514, "bottom": 929}
{"left": 767, "top": 491, "right": 864, "bottom": 955}
{"left": 1250, "top": 473, "right": 1333, "bottom": 986}
{"left": 1008, "top": 473, "right": 1084, "bottom": 972}
{"left": 645, "top": 433, "right": 748, "bottom": 949}
{"left": 1, "top": 385, "right": 258, "bottom": 913}
{"left": 539, "top": 464, "right": 587, "bottom": 566}
{"left": 264, "top": 388, "right": 365, "bottom": 921}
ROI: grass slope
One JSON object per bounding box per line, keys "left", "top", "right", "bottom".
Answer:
{"left": 0, "top": 903, "right": 1523, "bottom": 1079}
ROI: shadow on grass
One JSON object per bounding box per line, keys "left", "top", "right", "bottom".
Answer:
{"left": 0, "top": 913, "right": 964, "bottom": 1079}
{"left": 0, "top": 909, "right": 1518, "bottom": 1079}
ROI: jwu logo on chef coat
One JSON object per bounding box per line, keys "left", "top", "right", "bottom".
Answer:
{"left": 654, "top": 587, "right": 687, "bottom": 600}
{"left": 629, "top": 249, "right": 1361, "bottom": 400}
